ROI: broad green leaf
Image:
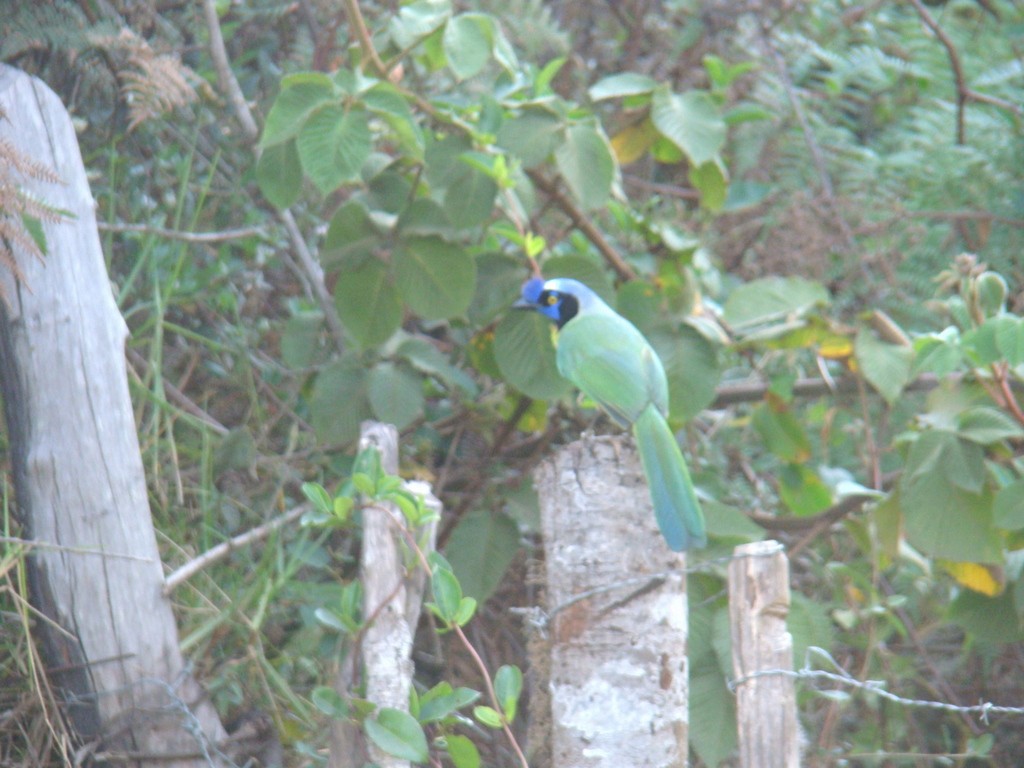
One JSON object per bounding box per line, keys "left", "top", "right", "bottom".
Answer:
{"left": 444, "top": 157, "right": 498, "bottom": 228}
{"left": 722, "top": 276, "right": 829, "bottom": 332}
{"left": 443, "top": 13, "right": 493, "bottom": 80}
{"left": 956, "top": 405, "right": 1024, "bottom": 444}
{"left": 389, "top": 0, "right": 451, "bottom": 49}
{"left": 260, "top": 73, "right": 335, "bottom": 147}
{"left": 497, "top": 108, "right": 564, "bottom": 167}
{"left": 554, "top": 122, "right": 615, "bottom": 211}
{"left": 962, "top": 319, "right": 1005, "bottom": 367}
{"left": 789, "top": 592, "right": 835, "bottom": 667}
{"left": 689, "top": 662, "right": 737, "bottom": 767}
{"left": 473, "top": 705, "right": 503, "bottom": 729}
{"left": 395, "top": 335, "right": 478, "bottom": 394}
{"left": 431, "top": 564, "right": 463, "bottom": 623}
{"left": 903, "top": 430, "right": 985, "bottom": 493}
{"left": 778, "top": 464, "right": 832, "bottom": 516}
{"left": 994, "top": 315, "right": 1024, "bottom": 365}
{"left": 948, "top": 587, "right": 1024, "bottom": 644}
{"left": 445, "top": 734, "right": 481, "bottom": 768}
{"left": 445, "top": 510, "right": 520, "bottom": 603}
{"left": 296, "top": 105, "right": 371, "bottom": 194}
{"left": 650, "top": 86, "right": 726, "bottom": 167}
{"left": 256, "top": 140, "right": 302, "bottom": 209}
{"left": 454, "top": 596, "right": 477, "bottom": 626}
{"left": 301, "top": 482, "right": 333, "bottom": 516}
{"left": 363, "top": 83, "right": 425, "bottom": 159}
{"left": 311, "top": 686, "right": 349, "bottom": 718}
{"left": 309, "top": 356, "right": 372, "bottom": 444}
{"left": 702, "top": 499, "right": 765, "bottom": 541}
{"left": 901, "top": 473, "right": 1000, "bottom": 563}
{"left": 323, "top": 200, "right": 380, "bottom": 269}
{"left": 333, "top": 258, "right": 402, "bottom": 347}
{"left": 367, "top": 362, "right": 424, "bottom": 430}
{"left": 468, "top": 252, "right": 523, "bottom": 325}
{"left": 494, "top": 665, "right": 523, "bottom": 722}
{"left": 854, "top": 326, "right": 913, "bottom": 406}
{"left": 398, "top": 198, "right": 454, "bottom": 238}
{"left": 419, "top": 684, "right": 481, "bottom": 723}
{"left": 588, "top": 72, "right": 658, "bottom": 101}
{"left": 752, "top": 401, "right": 812, "bottom": 462}
{"left": 689, "top": 157, "right": 728, "bottom": 211}
{"left": 651, "top": 325, "right": 721, "bottom": 423}
{"left": 494, "top": 311, "right": 570, "bottom": 400}
{"left": 912, "top": 329, "right": 963, "bottom": 378}
{"left": 994, "top": 479, "right": 1024, "bottom": 530}
{"left": 394, "top": 235, "right": 476, "bottom": 319}
{"left": 364, "top": 708, "right": 429, "bottom": 762}
{"left": 281, "top": 310, "right": 324, "bottom": 369}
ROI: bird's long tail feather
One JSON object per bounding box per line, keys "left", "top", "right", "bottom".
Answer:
{"left": 633, "top": 404, "right": 707, "bottom": 551}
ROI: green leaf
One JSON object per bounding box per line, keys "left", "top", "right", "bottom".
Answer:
{"left": 389, "top": 0, "right": 451, "bottom": 49}
{"left": 752, "top": 402, "right": 812, "bottom": 463}
{"left": 689, "top": 157, "right": 728, "bottom": 211}
{"left": 395, "top": 335, "right": 478, "bottom": 394}
{"left": 956, "top": 405, "right": 1024, "bottom": 444}
{"left": 364, "top": 708, "right": 429, "bottom": 762}
{"left": 431, "top": 564, "right": 463, "bottom": 623}
{"left": 689, "top": 664, "right": 737, "bottom": 767}
{"left": 494, "top": 311, "right": 570, "bottom": 400}
{"left": 651, "top": 324, "right": 721, "bottom": 423}
{"left": 912, "top": 329, "right": 963, "bottom": 378}
{"left": 445, "top": 511, "right": 519, "bottom": 603}
{"left": 494, "top": 665, "right": 523, "bottom": 722}
{"left": 394, "top": 235, "right": 476, "bottom": 319}
{"left": 948, "top": 586, "right": 1024, "bottom": 644}
{"left": 443, "top": 13, "right": 493, "bottom": 80}
{"left": 256, "top": 140, "right": 302, "bottom": 209}
{"left": 323, "top": 200, "right": 381, "bottom": 269}
{"left": 260, "top": 72, "right": 335, "bottom": 147}
{"left": 650, "top": 86, "right": 726, "bottom": 166}
{"left": 468, "top": 253, "right": 524, "bottom": 326}
{"left": 854, "top": 326, "right": 913, "bottom": 406}
{"left": 722, "top": 276, "right": 829, "bottom": 332}
{"left": 419, "top": 684, "right": 481, "bottom": 723}
{"left": 301, "top": 482, "right": 333, "bottom": 516}
{"left": 296, "top": 104, "right": 371, "bottom": 194}
{"left": 445, "top": 734, "right": 481, "bottom": 768}
{"left": 367, "top": 362, "right": 425, "bottom": 430}
{"left": 472, "top": 705, "right": 503, "bottom": 729}
{"left": 554, "top": 122, "right": 615, "bottom": 211}
{"left": 454, "top": 596, "right": 477, "bottom": 626}
{"left": 778, "top": 464, "right": 833, "bottom": 516}
{"left": 309, "top": 356, "right": 372, "bottom": 444}
{"left": 588, "top": 72, "right": 658, "bottom": 101}
{"left": 334, "top": 257, "right": 402, "bottom": 347}
{"left": 444, "top": 157, "right": 498, "bottom": 228}
{"left": 994, "top": 479, "right": 1024, "bottom": 530}
{"left": 994, "top": 315, "right": 1024, "bottom": 365}
{"left": 901, "top": 437, "right": 1000, "bottom": 562}
{"left": 281, "top": 310, "right": 324, "bottom": 369}
{"left": 312, "top": 686, "right": 349, "bottom": 718}
{"left": 497, "top": 108, "right": 564, "bottom": 167}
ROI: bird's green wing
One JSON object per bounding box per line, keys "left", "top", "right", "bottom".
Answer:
{"left": 555, "top": 313, "right": 667, "bottom": 425}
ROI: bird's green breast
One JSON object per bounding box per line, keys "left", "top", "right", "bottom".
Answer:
{"left": 555, "top": 312, "right": 670, "bottom": 424}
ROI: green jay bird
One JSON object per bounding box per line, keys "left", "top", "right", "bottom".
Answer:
{"left": 515, "top": 277, "right": 707, "bottom": 551}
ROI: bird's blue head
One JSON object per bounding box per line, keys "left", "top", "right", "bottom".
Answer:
{"left": 514, "top": 277, "right": 584, "bottom": 329}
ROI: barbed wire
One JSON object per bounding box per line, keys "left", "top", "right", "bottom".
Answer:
{"left": 730, "top": 646, "right": 1024, "bottom": 724}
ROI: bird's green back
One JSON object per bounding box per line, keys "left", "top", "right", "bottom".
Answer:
{"left": 555, "top": 313, "right": 669, "bottom": 425}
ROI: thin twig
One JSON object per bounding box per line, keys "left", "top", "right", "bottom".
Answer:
{"left": 98, "top": 221, "right": 266, "bottom": 243}
{"left": 163, "top": 504, "right": 309, "bottom": 594}
{"left": 200, "top": 0, "right": 259, "bottom": 141}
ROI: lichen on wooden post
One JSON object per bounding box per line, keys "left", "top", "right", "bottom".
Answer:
{"left": 728, "top": 540, "right": 801, "bottom": 768}
{"left": 533, "top": 434, "right": 690, "bottom": 768}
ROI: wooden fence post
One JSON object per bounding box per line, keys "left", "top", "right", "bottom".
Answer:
{"left": 532, "top": 435, "right": 689, "bottom": 768}
{"left": 728, "top": 540, "right": 801, "bottom": 768}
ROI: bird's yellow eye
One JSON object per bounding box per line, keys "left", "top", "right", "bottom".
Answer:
{"left": 546, "top": 293, "right": 558, "bottom": 306}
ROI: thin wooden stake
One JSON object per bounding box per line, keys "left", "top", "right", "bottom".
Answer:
{"left": 728, "top": 540, "right": 801, "bottom": 768}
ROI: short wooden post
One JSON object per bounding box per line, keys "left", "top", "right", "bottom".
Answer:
{"left": 728, "top": 540, "right": 801, "bottom": 768}
{"left": 533, "top": 435, "right": 689, "bottom": 768}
